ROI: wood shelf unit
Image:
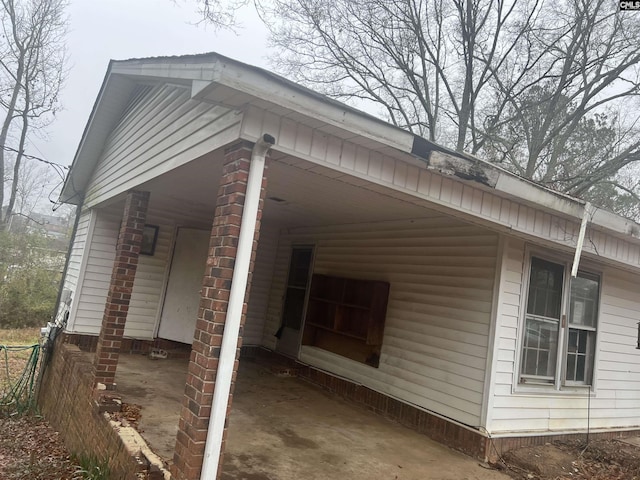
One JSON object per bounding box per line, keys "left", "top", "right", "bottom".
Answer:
{"left": 302, "top": 274, "right": 390, "bottom": 367}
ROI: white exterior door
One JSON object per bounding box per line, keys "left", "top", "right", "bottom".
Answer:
{"left": 158, "top": 228, "right": 210, "bottom": 344}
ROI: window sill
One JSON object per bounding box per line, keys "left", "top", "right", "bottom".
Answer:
{"left": 514, "top": 382, "right": 594, "bottom": 396}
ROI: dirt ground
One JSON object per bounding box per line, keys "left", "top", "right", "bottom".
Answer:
{"left": 500, "top": 439, "right": 640, "bottom": 480}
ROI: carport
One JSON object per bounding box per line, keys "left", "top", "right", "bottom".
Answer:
{"left": 114, "top": 353, "right": 508, "bottom": 480}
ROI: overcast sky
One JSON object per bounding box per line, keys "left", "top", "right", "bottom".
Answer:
{"left": 31, "top": 0, "right": 271, "bottom": 173}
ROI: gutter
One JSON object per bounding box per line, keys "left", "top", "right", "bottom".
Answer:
{"left": 417, "top": 147, "right": 640, "bottom": 242}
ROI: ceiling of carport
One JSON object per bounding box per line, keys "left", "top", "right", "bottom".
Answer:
{"left": 136, "top": 149, "right": 449, "bottom": 229}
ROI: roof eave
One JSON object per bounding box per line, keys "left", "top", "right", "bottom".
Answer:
{"left": 61, "top": 53, "right": 640, "bottom": 244}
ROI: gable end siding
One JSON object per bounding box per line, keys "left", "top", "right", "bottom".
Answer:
{"left": 83, "top": 84, "right": 242, "bottom": 208}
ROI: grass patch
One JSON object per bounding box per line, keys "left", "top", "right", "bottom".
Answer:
{"left": 73, "top": 453, "right": 112, "bottom": 480}
{"left": 1, "top": 328, "right": 41, "bottom": 346}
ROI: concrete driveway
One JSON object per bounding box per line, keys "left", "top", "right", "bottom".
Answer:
{"left": 115, "top": 354, "right": 508, "bottom": 480}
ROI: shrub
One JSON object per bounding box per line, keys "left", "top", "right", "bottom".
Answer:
{"left": 0, "top": 231, "right": 63, "bottom": 329}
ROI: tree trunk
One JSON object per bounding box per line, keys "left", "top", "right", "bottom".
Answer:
{"left": 5, "top": 100, "right": 30, "bottom": 230}
{"left": 0, "top": 57, "right": 25, "bottom": 228}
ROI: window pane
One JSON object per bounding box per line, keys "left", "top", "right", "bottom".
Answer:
{"left": 570, "top": 273, "right": 599, "bottom": 328}
{"left": 566, "top": 355, "right": 577, "bottom": 381}
{"left": 527, "top": 258, "right": 564, "bottom": 319}
{"left": 521, "top": 316, "right": 558, "bottom": 378}
{"left": 576, "top": 356, "right": 586, "bottom": 382}
{"left": 565, "top": 328, "right": 595, "bottom": 384}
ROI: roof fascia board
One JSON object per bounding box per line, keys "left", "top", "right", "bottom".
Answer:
{"left": 195, "top": 60, "right": 415, "bottom": 153}
{"left": 61, "top": 72, "right": 138, "bottom": 203}
{"left": 60, "top": 61, "right": 117, "bottom": 203}
{"left": 110, "top": 60, "right": 218, "bottom": 83}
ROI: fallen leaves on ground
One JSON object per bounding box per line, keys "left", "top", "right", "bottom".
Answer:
{"left": 112, "top": 403, "right": 143, "bottom": 430}
{"left": 502, "top": 439, "right": 640, "bottom": 480}
{"left": 0, "top": 415, "right": 83, "bottom": 480}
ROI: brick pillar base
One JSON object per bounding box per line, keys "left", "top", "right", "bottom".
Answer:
{"left": 93, "top": 190, "right": 150, "bottom": 388}
{"left": 172, "top": 142, "right": 268, "bottom": 480}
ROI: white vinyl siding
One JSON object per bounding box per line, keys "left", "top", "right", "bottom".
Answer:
{"left": 62, "top": 208, "right": 92, "bottom": 299}
{"left": 70, "top": 207, "right": 119, "bottom": 334}
{"left": 60, "top": 208, "right": 93, "bottom": 326}
{"left": 68, "top": 200, "right": 209, "bottom": 337}
{"left": 244, "top": 224, "right": 279, "bottom": 345}
{"left": 66, "top": 196, "right": 277, "bottom": 344}
{"left": 83, "top": 84, "right": 242, "bottom": 207}
{"left": 489, "top": 237, "right": 640, "bottom": 435}
{"left": 263, "top": 217, "right": 499, "bottom": 427}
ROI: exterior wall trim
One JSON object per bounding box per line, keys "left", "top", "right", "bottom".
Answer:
{"left": 481, "top": 234, "right": 506, "bottom": 432}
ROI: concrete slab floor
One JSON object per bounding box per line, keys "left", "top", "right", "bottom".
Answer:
{"left": 115, "top": 354, "right": 509, "bottom": 480}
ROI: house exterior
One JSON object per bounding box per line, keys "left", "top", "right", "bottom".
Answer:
{"left": 46, "top": 53, "right": 640, "bottom": 480}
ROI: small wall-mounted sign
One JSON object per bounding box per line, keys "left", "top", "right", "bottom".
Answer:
{"left": 141, "top": 224, "right": 159, "bottom": 256}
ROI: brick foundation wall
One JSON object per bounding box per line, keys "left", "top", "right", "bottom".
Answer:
{"left": 38, "top": 337, "right": 142, "bottom": 479}
{"left": 246, "top": 348, "right": 640, "bottom": 464}
{"left": 63, "top": 332, "right": 192, "bottom": 358}
{"left": 246, "top": 348, "right": 487, "bottom": 458}
{"left": 298, "top": 365, "right": 487, "bottom": 458}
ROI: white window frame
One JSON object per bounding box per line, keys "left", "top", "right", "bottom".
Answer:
{"left": 516, "top": 247, "right": 601, "bottom": 392}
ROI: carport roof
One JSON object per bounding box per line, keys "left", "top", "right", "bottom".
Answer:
{"left": 61, "top": 51, "right": 640, "bottom": 245}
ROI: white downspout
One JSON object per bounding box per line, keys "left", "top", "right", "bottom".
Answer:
{"left": 200, "top": 133, "right": 275, "bottom": 480}
{"left": 571, "top": 202, "right": 593, "bottom": 278}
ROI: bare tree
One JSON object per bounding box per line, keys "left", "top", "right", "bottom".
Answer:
{"left": 482, "top": 0, "right": 640, "bottom": 199}
{"left": 181, "top": 0, "right": 248, "bottom": 29}
{"left": 258, "top": 0, "right": 544, "bottom": 149}
{"left": 238, "top": 0, "right": 640, "bottom": 215}
{"left": 0, "top": 0, "right": 67, "bottom": 229}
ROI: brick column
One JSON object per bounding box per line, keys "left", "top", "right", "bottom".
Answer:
{"left": 172, "top": 142, "right": 268, "bottom": 480}
{"left": 93, "top": 190, "right": 150, "bottom": 388}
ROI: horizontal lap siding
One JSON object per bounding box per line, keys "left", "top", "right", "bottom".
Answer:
{"left": 490, "top": 238, "right": 640, "bottom": 435}
{"left": 63, "top": 209, "right": 92, "bottom": 299}
{"left": 262, "top": 231, "right": 290, "bottom": 350}
{"left": 244, "top": 224, "right": 279, "bottom": 345}
{"left": 84, "top": 84, "right": 241, "bottom": 208}
{"left": 72, "top": 207, "right": 119, "bottom": 334}
{"left": 69, "top": 196, "right": 275, "bottom": 344}
{"left": 595, "top": 268, "right": 640, "bottom": 425}
{"left": 61, "top": 209, "right": 93, "bottom": 326}
{"left": 123, "top": 206, "right": 175, "bottom": 339}
{"left": 69, "top": 198, "right": 211, "bottom": 337}
{"left": 265, "top": 218, "right": 498, "bottom": 427}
